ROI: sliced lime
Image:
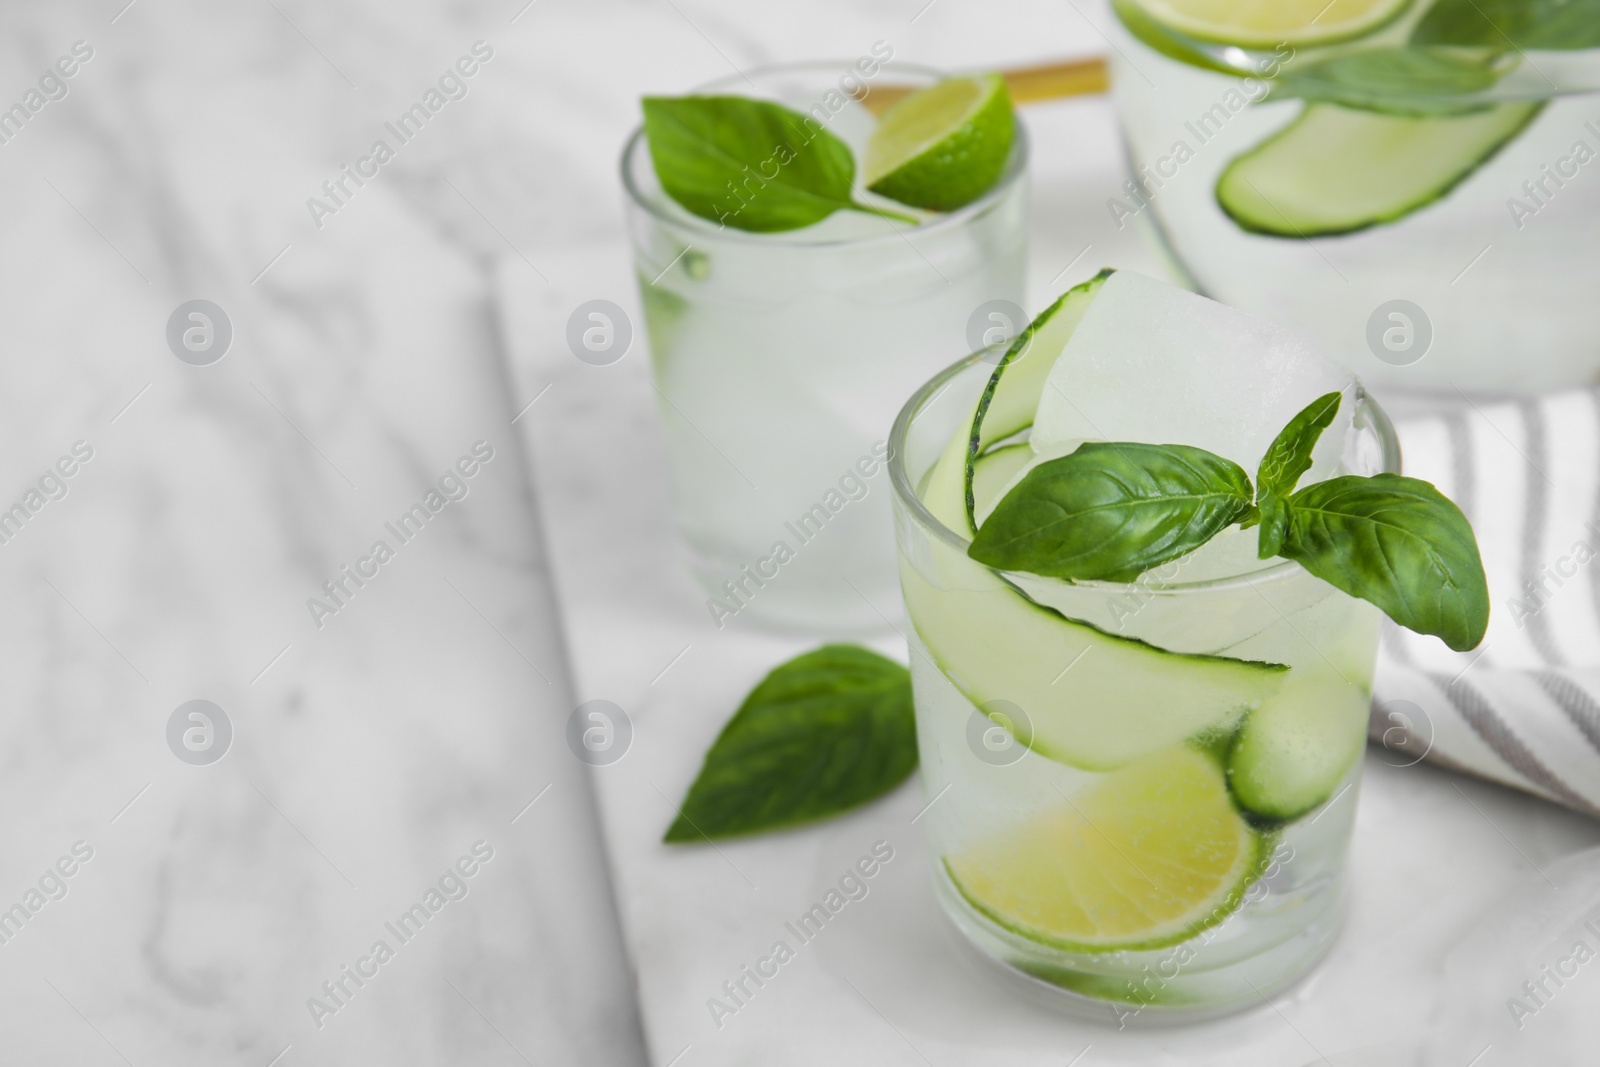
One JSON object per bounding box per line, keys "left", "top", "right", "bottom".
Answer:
{"left": 946, "top": 745, "right": 1267, "bottom": 952}
{"left": 1119, "top": 0, "right": 1413, "bottom": 48}
{"left": 864, "top": 74, "right": 1015, "bottom": 212}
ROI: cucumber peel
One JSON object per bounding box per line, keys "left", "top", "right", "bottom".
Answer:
{"left": 1225, "top": 667, "right": 1369, "bottom": 821}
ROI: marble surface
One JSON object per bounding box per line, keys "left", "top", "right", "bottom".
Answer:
{"left": 12, "top": 0, "right": 1597, "bottom": 1065}
{"left": 0, "top": 2, "right": 648, "bottom": 1065}
{"left": 493, "top": 4, "right": 1600, "bottom": 1067}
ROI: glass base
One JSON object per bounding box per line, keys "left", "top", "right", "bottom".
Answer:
{"left": 935, "top": 865, "right": 1345, "bottom": 1026}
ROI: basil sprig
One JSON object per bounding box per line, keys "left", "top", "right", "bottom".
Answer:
{"left": 641, "top": 95, "right": 917, "bottom": 233}
{"left": 664, "top": 644, "right": 915, "bottom": 843}
{"left": 969, "top": 393, "right": 1490, "bottom": 651}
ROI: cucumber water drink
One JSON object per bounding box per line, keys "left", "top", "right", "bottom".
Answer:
{"left": 889, "top": 271, "right": 1398, "bottom": 1019}
{"left": 1106, "top": 0, "right": 1600, "bottom": 394}
{"left": 623, "top": 63, "right": 1027, "bottom": 631}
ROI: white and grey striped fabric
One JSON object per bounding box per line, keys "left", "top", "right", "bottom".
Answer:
{"left": 1371, "top": 390, "right": 1600, "bottom": 818}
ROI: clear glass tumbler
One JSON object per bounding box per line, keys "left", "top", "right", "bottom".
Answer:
{"left": 622, "top": 61, "right": 1029, "bottom": 632}
{"left": 890, "top": 350, "right": 1398, "bottom": 1021}
{"left": 1106, "top": 7, "right": 1600, "bottom": 394}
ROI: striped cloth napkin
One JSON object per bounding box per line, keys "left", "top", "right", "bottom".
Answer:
{"left": 1371, "top": 390, "right": 1600, "bottom": 818}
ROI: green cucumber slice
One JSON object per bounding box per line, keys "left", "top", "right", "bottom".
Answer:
{"left": 1216, "top": 102, "right": 1544, "bottom": 238}
{"left": 1225, "top": 667, "right": 1369, "bottom": 821}
{"left": 910, "top": 324, "right": 1287, "bottom": 773}
{"left": 964, "top": 270, "right": 1114, "bottom": 533}
{"left": 903, "top": 565, "right": 1286, "bottom": 771}
{"left": 970, "top": 443, "right": 1035, "bottom": 526}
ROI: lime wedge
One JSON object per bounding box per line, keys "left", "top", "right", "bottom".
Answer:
{"left": 864, "top": 74, "right": 1015, "bottom": 212}
{"left": 946, "top": 746, "right": 1265, "bottom": 952}
{"left": 1119, "top": 0, "right": 1411, "bottom": 47}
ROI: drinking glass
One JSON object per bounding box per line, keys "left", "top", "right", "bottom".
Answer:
{"left": 890, "top": 349, "right": 1398, "bottom": 1020}
{"left": 1106, "top": 7, "right": 1600, "bottom": 394}
{"left": 623, "top": 61, "right": 1029, "bottom": 631}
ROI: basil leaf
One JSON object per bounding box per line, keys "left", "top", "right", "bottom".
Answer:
{"left": 664, "top": 645, "right": 915, "bottom": 842}
{"left": 1277, "top": 474, "right": 1489, "bottom": 651}
{"left": 1257, "top": 494, "right": 1290, "bottom": 560}
{"left": 1413, "top": 0, "right": 1600, "bottom": 49}
{"left": 641, "top": 96, "right": 914, "bottom": 233}
{"left": 1257, "top": 391, "right": 1342, "bottom": 502}
{"left": 969, "top": 442, "right": 1255, "bottom": 582}
{"left": 1264, "top": 49, "right": 1512, "bottom": 114}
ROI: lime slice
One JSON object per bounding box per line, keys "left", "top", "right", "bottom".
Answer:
{"left": 946, "top": 746, "right": 1266, "bottom": 952}
{"left": 1120, "top": 0, "right": 1412, "bottom": 47}
{"left": 864, "top": 74, "right": 1015, "bottom": 212}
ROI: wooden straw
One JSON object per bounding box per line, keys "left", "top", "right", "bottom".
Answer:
{"left": 855, "top": 57, "right": 1110, "bottom": 115}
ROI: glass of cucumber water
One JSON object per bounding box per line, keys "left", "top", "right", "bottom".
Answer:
{"left": 1106, "top": 0, "right": 1600, "bottom": 394}
{"left": 623, "top": 61, "right": 1028, "bottom": 631}
{"left": 889, "top": 269, "right": 1486, "bottom": 1019}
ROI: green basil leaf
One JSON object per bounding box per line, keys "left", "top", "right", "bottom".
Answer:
{"left": 641, "top": 96, "right": 914, "bottom": 233}
{"left": 969, "top": 442, "right": 1255, "bottom": 582}
{"left": 1257, "top": 494, "right": 1290, "bottom": 560}
{"left": 1277, "top": 474, "right": 1489, "bottom": 651}
{"left": 1413, "top": 0, "right": 1600, "bottom": 49}
{"left": 664, "top": 645, "right": 915, "bottom": 842}
{"left": 1257, "top": 391, "right": 1343, "bottom": 501}
{"left": 1263, "top": 48, "right": 1513, "bottom": 114}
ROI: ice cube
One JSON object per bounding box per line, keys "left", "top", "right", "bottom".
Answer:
{"left": 1031, "top": 270, "right": 1355, "bottom": 479}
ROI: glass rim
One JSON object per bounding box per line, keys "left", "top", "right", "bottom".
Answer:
{"left": 1112, "top": 15, "right": 1600, "bottom": 103}
{"left": 618, "top": 59, "right": 1031, "bottom": 249}
{"left": 888, "top": 347, "right": 1403, "bottom": 595}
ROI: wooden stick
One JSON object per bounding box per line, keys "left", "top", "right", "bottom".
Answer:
{"left": 855, "top": 57, "right": 1110, "bottom": 115}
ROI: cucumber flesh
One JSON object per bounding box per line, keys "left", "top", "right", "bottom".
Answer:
{"left": 1216, "top": 102, "right": 1544, "bottom": 238}
{"left": 1225, "top": 666, "right": 1369, "bottom": 821}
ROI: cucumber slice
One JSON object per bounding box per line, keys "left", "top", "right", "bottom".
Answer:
{"left": 970, "top": 443, "right": 1034, "bottom": 526}
{"left": 902, "top": 555, "right": 1286, "bottom": 771}
{"left": 910, "top": 331, "right": 1287, "bottom": 772}
{"left": 1216, "top": 102, "right": 1544, "bottom": 238}
{"left": 945, "top": 745, "right": 1267, "bottom": 952}
{"left": 964, "top": 270, "right": 1113, "bottom": 533}
{"left": 1226, "top": 667, "right": 1369, "bottom": 821}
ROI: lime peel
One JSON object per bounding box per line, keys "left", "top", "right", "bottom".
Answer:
{"left": 865, "top": 74, "right": 1016, "bottom": 212}
{"left": 945, "top": 746, "right": 1268, "bottom": 952}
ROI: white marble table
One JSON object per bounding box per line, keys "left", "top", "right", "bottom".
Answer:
{"left": 0, "top": 2, "right": 649, "bottom": 1064}
{"left": 11, "top": 0, "right": 1599, "bottom": 1064}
